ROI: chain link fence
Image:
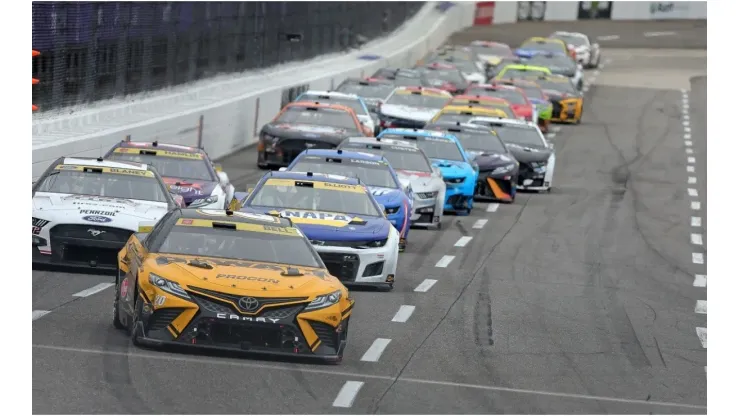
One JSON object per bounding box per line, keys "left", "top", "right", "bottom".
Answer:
{"left": 32, "top": 1, "right": 424, "bottom": 114}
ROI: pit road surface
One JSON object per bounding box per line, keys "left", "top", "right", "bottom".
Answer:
{"left": 32, "top": 20, "right": 707, "bottom": 414}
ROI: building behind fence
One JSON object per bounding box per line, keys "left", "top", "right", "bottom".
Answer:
{"left": 32, "top": 1, "right": 424, "bottom": 114}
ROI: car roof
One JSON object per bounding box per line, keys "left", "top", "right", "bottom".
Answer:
{"left": 381, "top": 128, "right": 458, "bottom": 142}
{"left": 393, "top": 86, "right": 452, "bottom": 96}
{"left": 60, "top": 157, "right": 149, "bottom": 171}
{"left": 302, "top": 90, "right": 361, "bottom": 100}
{"left": 284, "top": 101, "right": 355, "bottom": 113}
{"left": 469, "top": 117, "right": 536, "bottom": 128}
{"left": 115, "top": 141, "right": 203, "bottom": 153}
{"left": 343, "top": 136, "right": 421, "bottom": 150}
{"left": 299, "top": 148, "right": 385, "bottom": 161}
{"left": 441, "top": 105, "right": 507, "bottom": 115}
{"left": 452, "top": 95, "right": 510, "bottom": 103}
{"left": 500, "top": 64, "right": 552, "bottom": 71}
{"left": 264, "top": 170, "right": 362, "bottom": 185}
{"left": 426, "top": 120, "right": 495, "bottom": 133}
{"left": 173, "top": 208, "right": 294, "bottom": 228}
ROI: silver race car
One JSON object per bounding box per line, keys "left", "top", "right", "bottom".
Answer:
{"left": 549, "top": 31, "right": 601, "bottom": 69}
{"left": 337, "top": 136, "right": 446, "bottom": 229}
{"left": 377, "top": 86, "right": 452, "bottom": 130}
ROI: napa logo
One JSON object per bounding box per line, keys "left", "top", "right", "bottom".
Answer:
{"left": 267, "top": 210, "right": 365, "bottom": 227}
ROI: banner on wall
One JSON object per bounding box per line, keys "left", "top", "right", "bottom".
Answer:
{"left": 517, "top": 1, "right": 546, "bottom": 21}
{"left": 474, "top": 2, "right": 495, "bottom": 26}
{"left": 649, "top": 2, "right": 691, "bottom": 19}
{"left": 577, "top": 1, "right": 613, "bottom": 20}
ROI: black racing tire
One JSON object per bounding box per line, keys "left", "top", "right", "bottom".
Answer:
{"left": 130, "top": 293, "right": 144, "bottom": 347}
{"left": 112, "top": 268, "right": 126, "bottom": 330}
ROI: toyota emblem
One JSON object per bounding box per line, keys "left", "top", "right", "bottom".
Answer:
{"left": 238, "top": 297, "right": 260, "bottom": 312}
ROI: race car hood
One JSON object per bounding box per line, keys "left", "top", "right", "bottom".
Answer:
{"left": 32, "top": 193, "right": 169, "bottom": 229}
{"left": 431, "top": 159, "right": 474, "bottom": 178}
{"left": 262, "top": 123, "right": 355, "bottom": 146}
{"left": 543, "top": 89, "right": 579, "bottom": 102}
{"left": 395, "top": 169, "right": 440, "bottom": 190}
{"left": 147, "top": 254, "right": 340, "bottom": 293}
{"left": 367, "top": 186, "right": 405, "bottom": 208}
{"left": 161, "top": 177, "right": 219, "bottom": 204}
{"left": 466, "top": 151, "right": 517, "bottom": 169}
{"left": 504, "top": 143, "right": 552, "bottom": 163}
{"left": 243, "top": 206, "right": 391, "bottom": 242}
{"left": 380, "top": 104, "right": 439, "bottom": 123}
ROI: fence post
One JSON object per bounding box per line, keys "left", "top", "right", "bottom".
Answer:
{"left": 32, "top": 50, "right": 40, "bottom": 111}
{"left": 197, "top": 115, "right": 204, "bottom": 148}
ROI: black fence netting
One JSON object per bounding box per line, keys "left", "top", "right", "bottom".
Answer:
{"left": 32, "top": 1, "right": 424, "bottom": 114}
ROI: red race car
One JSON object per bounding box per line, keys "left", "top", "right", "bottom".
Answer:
{"left": 463, "top": 83, "right": 534, "bottom": 122}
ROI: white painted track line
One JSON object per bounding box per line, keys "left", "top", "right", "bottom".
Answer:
{"left": 414, "top": 279, "right": 437, "bottom": 293}
{"left": 435, "top": 255, "right": 455, "bottom": 268}
{"left": 688, "top": 176, "right": 696, "bottom": 184}
{"left": 687, "top": 157, "right": 696, "bottom": 164}
{"left": 360, "top": 338, "right": 391, "bottom": 362}
{"left": 691, "top": 217, "right": 701, "bottom": 227}
{"left": 687, "top": 188, "right": 698, "bottom": 197}
{"left": 686, "top": 165, "right": 695, "bottom": 173}
{"left": 487, "top": 203, "right": 499, "bottom": 212}
{"left": 696, "top": 327, "right": 707, "bottom": 348}
{"left": 691, "top": 201, "right": 701, "bottom": 210}
{"left": 32, "top": 310, "right": 50, "bottom": 321}
{"left": 692, "top": 253, "right": 704, "bottom": 265}
{"left": 73, "top": 283, "right": 115, "bottom": 298}
{"left": 454, "top": 236, "right": 473, "bottom": 247}
{"left": 686, "top": 148, "right": 694, "bottom": 154}
{"left": 694, "top": 300, "right": 707, "bottom": 314}
{"left": 693, "top": 274, "right": 707, "bottom": 287}
{"left": 596, "top": 35, "right": 620, "bottom": 41}
{"left": 472, "top": 219, "right": 488, "bottom": 229}
{"left": 391, "top": 305, "right": 416, "bottom": 323}
{"left": 685, "top": 140, "right": 693, "bottom": 146}
{"left": 691, "top": 233, "right": 703, "bottom": 245}
{"left": 333, "top": 381, "right": 364, "bottom": 408}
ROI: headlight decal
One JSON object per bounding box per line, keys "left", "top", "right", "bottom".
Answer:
{"left": 304, "top": 290, "right": 342, "bottom": 311}
{"left": 149, "top": 273, "right": 191, "bottom": 300}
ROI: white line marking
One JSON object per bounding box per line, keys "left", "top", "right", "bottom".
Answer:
{"left": 688, "top": 188, "right": 698, "bottom": 197}
{"left": 454, "top": 236, "right": 473, "bottom": 248}
{"left": 644, "top": 31, "right": 677, "bottom": 37}
{"left": 684, "top": 133, "right": 691, "bottom": 139}
{"left": 73, "top": 283, "right": 115, "bottom": 298}
{"left": 696, "top": 327, "right": 707, "bottom": 348}
{"left": 360, "top": 338, "right": 392, "bottom": 362}
{"left": 686, "top": 148, "right": 694, "bottom": 154}
{"left": 487, "top": 203, "right": 499, "bottom": 212}
{"left": 682, "top": 113, "right": 690, "bottom": 120}
{"left": 593, "top": 71, "right": 600, "bottom": 77}
{"left": 691, "top": 201, "right": 701, "bottom": 210}
{"left": 551, "top": 126, "right": 561, "bottom": 133}
{"left": 692, "top": 253, "right": 704, "bottom": 264}
{"left": 435, "top": 255, "right": 455, "bottom": 268}
{"left": 546, "top": 132, "right": 556, "bottom": 139}
{"left": 694, "top": 300, "right": 707, "bottom": 314}
{"left": 684, "top": 126, "right": 691, "bottom": 133}
{"left": 391, "top": 305, "right": 416, "bottom": 323}
{"left": 333, "top": 381, "right": 364, "bottom": 408}
{"left": 691, "top": 233, "right": 703, "bottom": 245}
{"left": 687, "top": 157, "right": 696, "bottom": 164}
{"left": 691, "top": 216, "right": 702, "bottom": 227}
{"left": 693, "top": 274, "right": 707, "bottom": 287}
{"left": 688, "top": 176, "right": 696, "bottom": 184}
{"left": 582, "top": 86, "right": 589, "bottom": 93}
{"left": 596, "top": 35, "right": 620, "bottom": 41}
{"left": 682, "top": 120, "right": 690, "bottom": 127}
{"left": 680, "top": 89, "right": 687, "bottom": 94}
{"left": 32, "top": 310, "right": 50, "bottom": 321}
{"left": 472, "top": 219, "right": 488, "bottom": 229}
{"left": 685, "top": 140, "right": 692, "bottom": 146}
{"left": 414, "top": 279, "right": 437, "bottom": 293}
{"left": 687, "top": 165, "right": 695, "bottom": 173}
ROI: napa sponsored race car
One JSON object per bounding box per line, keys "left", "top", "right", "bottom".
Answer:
{"left": 425, "top": 121, "right": 519, "bottom": 203}
{"left": 377, "top": 86, "right": 452, "bottom": 130}
{"left": 282, "top": 149, "right": 413, "bottom": 251}
{"left": 32, "top": 157, "right": 181, "bottom": 271}
{"left": 113, "top": 208, "right": 354, "bottom": 362}
{"left": 105, "top": 141, "right": 235, "bottom": 209}
{"left": 469, "top": 117, "right": 555, "bottom": 192}
{"left": 237, "top": 171, "right": 400, "bottom": 290}
{"left": 338, "top": 136, "right": 446, "bottom": 229}
{"left": 377, "top": 128, "right": 477, "bottom": 215}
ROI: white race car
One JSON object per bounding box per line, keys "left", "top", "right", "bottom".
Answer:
{"left": 32, "top": 157, "right": 181, "bottom": 271}
{"left": 468, "top": 117, "right": 556, "bottom": 192}
{"left": 377, "top": 86, "right": 452, "bottom": 130}
{"left": 550, "top": 31, "right": 602, "bottom": 69}
{"left": 337, "top": 136, "right": 446, "bottom": 229}
{"left": 295, "top": 90, "right": 379, "bottom": 135}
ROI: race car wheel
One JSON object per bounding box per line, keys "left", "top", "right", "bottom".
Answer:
{"left": 113, "top": 279, "right": 126, "bottom": 330}
{"left": 130, "top": 293, "right": 144, "bottom": 347}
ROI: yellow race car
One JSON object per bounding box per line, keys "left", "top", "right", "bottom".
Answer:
{"left": 532, "top": 75, "right": 584, "bottom": 124}
{"left": 113, "top": 208, "right": 354, "bottom": 362}
{"left": 429, "top": 105, "right": 510, "bottom": 125}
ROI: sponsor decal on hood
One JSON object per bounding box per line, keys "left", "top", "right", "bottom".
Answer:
{"left": 274, "top": 123, "right": 347, "bottom": 135}
{"left": 162, "top": 177, "right": 218, "bottom": 203}
{"left": 381, "top": 105, "right": 439, "bottom": 122}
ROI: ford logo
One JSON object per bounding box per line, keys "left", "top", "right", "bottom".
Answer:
{"left": 82, "top": 215, "right": 112, "bottom": 223}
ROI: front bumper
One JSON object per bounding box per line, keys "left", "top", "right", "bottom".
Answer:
{"left": 475, "top": 172, "right": 516, "bottom": 202}
{"left": 33, "top": 224, "right": 134, "bottom": 272}
{"left": 410, "top": 194, "right": 444, "bottom": 228}
{"left": 516, "top": 165, "right": 550, "bottom": 191}
{"left": 550, "top": 99, "right": 582, "bottom": 123}
{"left": 443, "top": 180, "right": 475, "bottom": 211}
{"left": 132, "top": 290, "right": 351, "bottom": 362}
{"left": 315, "top": 244, "right": 397, "bottom": 287}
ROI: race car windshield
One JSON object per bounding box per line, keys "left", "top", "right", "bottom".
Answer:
{"left": 250, "top": 183, "right": 382, "bottom": 217}
{"left": 455, "top": 101, "right": 515, "bottom": 118}
{"left": 380, "top": 135, "right": 464, "bottom": 162}
{"left": 527, "top": 56, "right": 576, "bottom": 73}
{"left": 432, "top": 113, "right": 476, "bottom": 124}
{"left": 301, "top": 95, "right": 368, "bottom": 116}
{"left": 538, "top": 80, "right": 577, "bottom": 95}
{"left": 36, "top": 170, "right": 168, "bottom": 202}
{"left": 420, "top": 69, "right": 465, "bottom": 84}
{"left": 385, "top": 92, "right": 450, "bottom": 108}
{"left": 491, "top": 126, "right": 545, "bottom": 149}
{"left": 108, "top": 153, "right": 214, "bottom": 182}
{"left": 393, "top": 77, "right": 424, "bottom": 87}
{"left": 336, "top": 82, "right": 395, "bottom": 99}
{"left": 432, "top": 59, "right": 479, "bottom": 74}
{"left": 291, "top": 160, "right": 397, "bottom": 188}
{"left": 158, "top": 227, "right": 321, "bottom": 268}
{"left": 470, "top": 45, "right": 512, "bottom": 57}
{"left": 338, "top": 145, "right": 432, "bottom": 173}
{"left": 498, "top": 68, "right": 550, "bottom": 80}
{"left": 517, "top": 85, "right": 547, "bottom": 100}
{"left": 520, "top": 41, "right": 564, "bottom": 54}
{"left": 466, "top": 87, "right": 527, "bottom": 105}
{"left": 276, "top": 107, "right": 359, "bottom": 131}
{"left": 452, "top": 131, "right": 507, "bottom": 153}
{"left": 552, "top": 34, "right": 588, "bottom": 47}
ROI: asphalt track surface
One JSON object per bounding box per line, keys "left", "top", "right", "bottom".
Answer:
{"left": 32, "top": 20, "right": 707, "bottom": 414}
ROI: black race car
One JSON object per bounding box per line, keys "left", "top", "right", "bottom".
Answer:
{"left": 426, "top": 121, "right": 519, "bottom": 202}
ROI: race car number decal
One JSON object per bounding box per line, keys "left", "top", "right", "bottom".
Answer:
{"left": 32, "top": 218, "right": 49, "bottom": 235}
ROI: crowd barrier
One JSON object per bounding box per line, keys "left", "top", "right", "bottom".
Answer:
{"left": 31, "top": 1, "right": 707, "bottom": 180}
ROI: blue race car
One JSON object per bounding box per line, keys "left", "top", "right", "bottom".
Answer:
{"left": 236, "top": 171, "right": 400, "bottom": 290}
{"left": 377, "top": 128, "right": 477, "bottom": 215}
{"left": 282, "top": 149, "right": 413, "bottom": 251}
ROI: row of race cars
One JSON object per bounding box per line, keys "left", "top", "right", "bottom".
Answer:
{"left": 31, "top": 32, "right": 600, "bottom": 362}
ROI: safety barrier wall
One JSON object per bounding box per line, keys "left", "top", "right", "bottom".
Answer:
{"left": 31, "top": 1, "right": 707, "bottom": 180}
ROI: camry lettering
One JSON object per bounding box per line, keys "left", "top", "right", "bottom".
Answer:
{"left": 215, "top": 274, "right": 280, "bottom": 284}
{"left": 216, "top": 313, "right": 280, "bottom": 323}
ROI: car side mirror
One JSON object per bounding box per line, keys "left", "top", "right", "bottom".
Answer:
{"left": 171, "top": 193, "right": 186, "bottom": 207}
